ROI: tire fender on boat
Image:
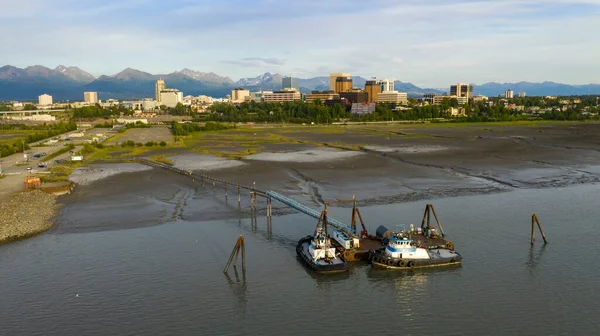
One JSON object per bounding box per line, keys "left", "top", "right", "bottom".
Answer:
{"left": 399, "top": 261, "right": 407, "bottom": 267}
{"left": 407, "top": 261, "right": 415, "bottom": 267}
{"left": 344, "top": 251, "right": 351, "bottom": 259}
{"left": 386, "top": 259, "right": 395, "bottom": 266}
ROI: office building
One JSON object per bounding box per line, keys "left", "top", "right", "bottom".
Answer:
{"left": 155, "top": 79, "right": 166, "bottom": 102}
{"left": 329, "top": 73, "right": 351, "bottom": 92}
{"left": 231, "top": 88, "right": 250, "bottom": 103}
{"left": 339, "top": 89, "right": 368, "bottom": 104}
{"left": 84, "top": 92, "right": 98, "bottom": 104}
{"left": 450, "top": 83, "right": 474, "bottom": 98}
{"left": 379, "top": 79, "right": 394, "bottom": 92}
{"left": 247, "top": 90, "right": 273, "bottom": 102}
{"left": 365, "top": 80, "right": 382, "bottom": 103}
{"left": 423, "top": 93, "right": 437, "bottom": 105}
{"left": 518, "top": 91, "right": 526, "bottom": 98}
{"left": 335, "top": 77, "right": 353, "bottom": 93}
{"left": 159, "top": 89, "right": 183, "bottom": 108}
{"left": 457, "top": 97, "right": 468, "bottom": 105}
{"left": 38, "top": 94, "right": 53, "bottom": 106}
{"left": 282, "top": 77, "right": 299, "bottom": 90}
{"left": 505, "top": 89, "right": 514, "bottom": 99}
{"left": 305, "top": 91, "right": 340, "bottom": 104}
{"left": 377, "top": 91, "right": 408, "bottom": 105}
{"left": 263, "top": 89, "right": 302, "bottom": 103}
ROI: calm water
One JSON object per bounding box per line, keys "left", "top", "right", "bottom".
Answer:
{"left": 1, "top": 182, "right": 600, "bottom": 335}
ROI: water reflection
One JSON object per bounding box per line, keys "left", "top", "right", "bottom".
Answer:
{"left": 296, "top": 257, "right": 351, "bottom": 291}
{"left": 224, "top": 268, "right": 248, "bottom": 314}
{"left": 526, "top": 244, "right": 547, "bottom": 269}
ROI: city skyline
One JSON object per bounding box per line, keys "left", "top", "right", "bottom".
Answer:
{"left": 1, "top": 0, "right": 600, "bottom": 87}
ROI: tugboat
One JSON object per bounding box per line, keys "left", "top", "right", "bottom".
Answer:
{"left": 370, "top": 204, "right": 462, "bottom": 269}
{"left": 370, "top": 233, "right": 462, "bottom": 269}
{"left": 297, "top": 228, "right": 349, "bottom": 274}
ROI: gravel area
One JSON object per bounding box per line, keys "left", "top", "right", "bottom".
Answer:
{"left": 0, "top": 190, "right": 59, "bottom": 244}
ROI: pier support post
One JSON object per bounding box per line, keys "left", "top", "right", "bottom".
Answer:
{"left": 267, "top": 198, "right": 272, "bottom": 218}
{"left": 238, "top": 187, "right": 241, "bottom": 204}
{"left": 224, "top": 235, "right": 246, "bottom": 273}
{"left": 531, "top": 214, "right": 548, "bottom": 245}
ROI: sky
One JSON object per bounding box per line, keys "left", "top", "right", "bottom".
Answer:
{"left": 1, "top": 0, "right": 600, "bottom": 87}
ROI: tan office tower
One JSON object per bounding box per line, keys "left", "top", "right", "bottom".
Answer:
{"left": 329, "top": 73, "right": 351, "bottom": 92}
{"left": 450, "top": 83, "right": 474, "bottom": 98}
{"left": 155, "top": 79, "right": 166, "bottom": 102}
{"left": 84, "top": 92, "right": 98, "bottom": 104}
{"left": 365, "top": 80, "right": 382, "bottom": 102}
{"left": 335, "top": 77, "right": 353, "bottom": 93}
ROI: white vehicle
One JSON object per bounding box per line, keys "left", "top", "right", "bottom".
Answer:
{"left": 70, "top": 155, "right": 84, "bottom": 161}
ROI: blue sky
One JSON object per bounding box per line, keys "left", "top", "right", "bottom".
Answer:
{"left": 2, "top": 0, "right": 600, "bottom": 86}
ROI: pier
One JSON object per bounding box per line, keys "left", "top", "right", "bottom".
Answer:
{"left": 136, "top": 158, "right": 357, "bottom": 236}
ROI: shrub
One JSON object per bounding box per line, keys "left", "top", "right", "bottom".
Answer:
{"left": 159, "top": 141, "right": 167, "bottom": 147}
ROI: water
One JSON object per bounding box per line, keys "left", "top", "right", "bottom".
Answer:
{"left": 1, "top": 182, "right": 600, "bottom": 335}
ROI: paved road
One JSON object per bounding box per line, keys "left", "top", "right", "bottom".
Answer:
{"left": 0, "top": 134, "right": 86, "bottom": 201}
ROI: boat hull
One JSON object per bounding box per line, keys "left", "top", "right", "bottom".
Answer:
{"left": 370, "top": 250, "right": 462, "bottom": 269}
{"left": 296, "top": 236, "right": 349, "bottom": 274}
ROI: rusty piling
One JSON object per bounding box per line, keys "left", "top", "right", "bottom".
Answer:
{"left": 224, "top": 235, "right": 246, "bottom": 273}
{"left": 531, "top": 213, "right": 548, "bottom": 245}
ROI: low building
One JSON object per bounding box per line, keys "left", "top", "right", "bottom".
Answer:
{"left": 38, "top": 94, "right": 52, "bottom": 106}
{"left": 305, "top": 91, "right": 340, "bottom": 104}
{"left": 263, "top": 89, "right": 302, "bottom": 103}
{"left": 116, "top": 118, "right": 148, "bottom": 124}
{"left": 9, "top": 114, "right": 56, "bottom": 121}
{"left": 351, "top": 102, "right": 376, "bottom": 115}
{"left": 473, "top": 94, "right": 489, "bottom": 102}
{"left": 377, "top": 91, "right": 408, "bottom": 105}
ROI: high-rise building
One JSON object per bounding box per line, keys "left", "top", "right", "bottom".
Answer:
{"left": 329, "top": 73, "right": 351, "bottom": 92}
{"left": 377, "top": 91, "right": 408, "bottom": 105}
{"left": 379, "top": 79, "right": 394, "bottom": 92}
{"left": 231, "top": 88, "right": 250, "bottom": 103}
{"left": 450, "top": 83, "right": 474, "bottom": 98}
{"left": 84, "top": 92, "right": 98, "bottom": 104}
{"left": 335, "top": 77, "right": 353, "bottom": 93}
{"left": 158, "top": 89, "right": 183, "bottom": 108}
{"left": 155, "top": 79, "right": 166, "bottom": 102}
{"left": 365, "top": 80, "right": 382, "bottom": 103}
{"left": 518, "top": 91, "right": 526, "bottom": 98}
{"left": 282, "top": 77, "right": 298, "bottom": 90}
{"left": 38, "top": 94, "right": 52, "bottom": 106}
{"left": 505, "top": 89, "right": 514, "bottom": 99}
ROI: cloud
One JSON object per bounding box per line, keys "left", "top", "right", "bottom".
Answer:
{"left": 1, "top": 0, "right": 600, "bottom": 85}
{"left": 221, "top": 58, "right": 286, "bottom": 67}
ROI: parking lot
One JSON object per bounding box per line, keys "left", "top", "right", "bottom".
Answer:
{"left": 105, "top": 126, "right": 173, "bottom": 145}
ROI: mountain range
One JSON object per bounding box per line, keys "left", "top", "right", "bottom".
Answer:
{"left": 1, "top": 65, "right": 600, "bottom": 101}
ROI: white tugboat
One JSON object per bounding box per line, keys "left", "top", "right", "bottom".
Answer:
{"left": 297, "top": 228, "right": 349, "bottom": 274}
{"left": 371, "top": 233, "right": 462, "bottom": 269}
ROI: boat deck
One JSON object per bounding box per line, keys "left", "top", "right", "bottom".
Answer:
{"left": 408, "top": 233, "right": 449, "bottom": 248}
{"left": 300, "top": 243, "right": 346, "bottom": 266}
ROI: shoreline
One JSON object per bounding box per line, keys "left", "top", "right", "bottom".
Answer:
{"left": 0, "top": 190, "right": 60, "bottom": 245}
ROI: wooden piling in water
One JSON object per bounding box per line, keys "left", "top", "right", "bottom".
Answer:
{"left": 238, "top": 187, "right": 241, "bottom": 204}
{"left": 224, "top": 235, "right": 246, "bottom": 273}
{"left": 531, "top": 213, "right": 548, "bottom": 245}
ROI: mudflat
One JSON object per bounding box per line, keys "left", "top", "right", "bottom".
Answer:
{"left": 55, "top": 122, "right": 600, "bottom": 230}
